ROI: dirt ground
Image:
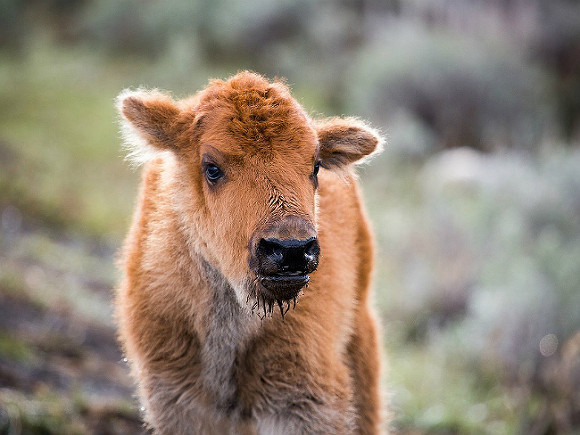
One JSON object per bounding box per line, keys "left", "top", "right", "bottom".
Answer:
{"left": 0, "top": 220, "right": 146, "bottom": 434}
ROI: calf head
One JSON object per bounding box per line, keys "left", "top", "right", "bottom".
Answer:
{"left": 117, "top": 72, "right": 380, "bottom": 315}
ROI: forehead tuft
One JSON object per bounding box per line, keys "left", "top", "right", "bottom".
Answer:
{"left": 196, "top": 72, "right": 314, "bottom": 151}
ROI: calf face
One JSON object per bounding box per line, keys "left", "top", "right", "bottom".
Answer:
{"left": 117, "top": 72, "right": 380, "bottom": 315}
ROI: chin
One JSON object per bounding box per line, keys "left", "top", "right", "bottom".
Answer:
{"left": 246, "top": 274, "right": 310, "bottom": 319}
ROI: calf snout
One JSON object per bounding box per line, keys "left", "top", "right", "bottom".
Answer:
{"left": 249, "top": 216, "right": 320, "bottom": 300}
{"left": 256, "top": 237, "right": 320, "bottom": 276}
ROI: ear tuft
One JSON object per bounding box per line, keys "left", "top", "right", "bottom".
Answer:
{"left": 316, "top": 117, "right": 383, "bottom": 171}
{"left": 116, "top": 88, "right": 181, "bottom": 166}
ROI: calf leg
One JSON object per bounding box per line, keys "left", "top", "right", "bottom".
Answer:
{"left": 347, "top": 307, "right": 382, "bottom": 434}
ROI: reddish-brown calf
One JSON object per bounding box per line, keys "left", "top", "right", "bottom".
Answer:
{"left": 115, "top": 71, "right": 384, "bottom": 434}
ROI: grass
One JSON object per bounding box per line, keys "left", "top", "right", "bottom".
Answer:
{"left": 0, "top": 387, "right": 139, "bottom": 434}
{"left": 364, "top": 146, "right": 580, "bottom": 432}
{"left": 0, "top": 333, "right": 34, "bottom": 364}
{"left": 0, "top": 42, "right": 139, "bottom": 240}
{"left": 385, "top": 329, "right": 521, "bottom": 434}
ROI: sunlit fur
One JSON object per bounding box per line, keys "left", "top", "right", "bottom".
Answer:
{"left": 115, "top": 71, "right": 385, "bottom": 434}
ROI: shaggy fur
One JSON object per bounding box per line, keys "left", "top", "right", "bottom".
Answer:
{"left": 115, "top": 71, "right": 384, "bottom": 434}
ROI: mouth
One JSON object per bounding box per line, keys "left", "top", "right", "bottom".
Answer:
{"left": 258, "top": 272, "right": 310, "bottom": 301}
{"left": 250, "top": 272, "right": 310, "bottom": 319}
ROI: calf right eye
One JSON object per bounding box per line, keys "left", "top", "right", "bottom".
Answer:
{"left": 204, "top": 164, "right": 224, "bottom": 183}
{"left": 313, "top": 161, "right": 320, "bottom": 177}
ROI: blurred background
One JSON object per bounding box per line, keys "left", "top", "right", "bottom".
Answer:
{"left": 1, "top": 0, "right": 579, "bottom": 433}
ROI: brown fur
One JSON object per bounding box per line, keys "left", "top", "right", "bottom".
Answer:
{"left": 115, "top": 72, "right": 385, "bottom": 434}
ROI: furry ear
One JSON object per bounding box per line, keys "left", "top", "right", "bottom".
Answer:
{"left": 316, "top": 117, "right": 383, "bottom": 169}
{"left": 116, "top": 89, "right": 182, "bottom": 165}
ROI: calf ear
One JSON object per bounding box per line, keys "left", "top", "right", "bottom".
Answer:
{"left": 316, "top": 117, "right": 383, "bottom": 169}
{"left": 116, "top": 89, "right": 182, "bottom": 165}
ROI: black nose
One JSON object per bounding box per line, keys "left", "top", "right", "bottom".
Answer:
{"left": 256, "top": 237, "right": 320, "bottom": 276}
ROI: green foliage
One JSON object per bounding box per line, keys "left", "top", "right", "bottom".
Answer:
{"left": 348, "top": 25, "right": 553, "bottom": 153}
{"left": 367, "top": 146, "right": 580, "bottom": 431}
{"left": 0, "top": 44, "right": 139, "bottom": 239}
{"left": 0, "top": 388, "right": 138, "bottom": 435}
{"left": 0, "top": 389, "right": 84, "bottom": 434}
{"left": 0, "top": 332, "right": 34, "bottom": 363}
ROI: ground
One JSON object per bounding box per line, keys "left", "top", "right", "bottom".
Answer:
{"left": 0, "top": 222, "right": 144, "bottom": 434}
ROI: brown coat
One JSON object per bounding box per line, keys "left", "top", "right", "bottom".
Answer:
{"left": 115, "top": 72, "right": 384, "bottom": 434}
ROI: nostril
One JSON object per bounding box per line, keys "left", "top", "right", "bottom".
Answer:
{"left": 259, "top": 240, "right": 283, "bottom": 259}
{"left": 303, "top": 238, "right": 320, "bottom": 273}
{"left": 272, "top": 247, "right": 283, "bottom": 261}
{"left": 257, "top": 239, "right": 287, "bottom": 275}
{"left": 304, "top": 239, "right": 319, "bottom": 256}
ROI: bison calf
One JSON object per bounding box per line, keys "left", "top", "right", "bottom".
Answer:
{"left": 115, "top": 72, "right": 384, "bottom": 434}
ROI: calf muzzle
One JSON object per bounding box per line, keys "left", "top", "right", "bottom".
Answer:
{"left": 253, "top": 236, "right": 320, "bottom": 300}
{"left": 250, "top": 215, "right": 320, "bottom": 300}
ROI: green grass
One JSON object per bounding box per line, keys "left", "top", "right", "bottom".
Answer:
{"left": 0, "top": 42, "right": 139, "bottom": 240}
{"left": 363, "top": 146, "right": 580, "bottom": 432}
{"left": 385, "top": 333, "right": 520, "bottom": 434}
{"left": 0, "top": 332, "right": 35, "bottom": 363}
{"left": 0, "top": 389, "right": 83, "bottom": 434}
{"left": 0, "top": 387, "right": 139, "bottom": 434}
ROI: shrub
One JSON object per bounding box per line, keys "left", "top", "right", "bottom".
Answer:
{"left": 374, "top": 145, "right": 580, "bottom": 430}
{"left": 347, "top": 23, "right": 554, "bottom": 154}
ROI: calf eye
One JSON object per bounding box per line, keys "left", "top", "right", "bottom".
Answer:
{"left": 313, "top": 161, "right": 321, "bottom": 177}
{"left": 311, "top": 160, "right": 321, "bottom": 188}
{"left": 204, "top": 163, "right": 223, "bottom": 183}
